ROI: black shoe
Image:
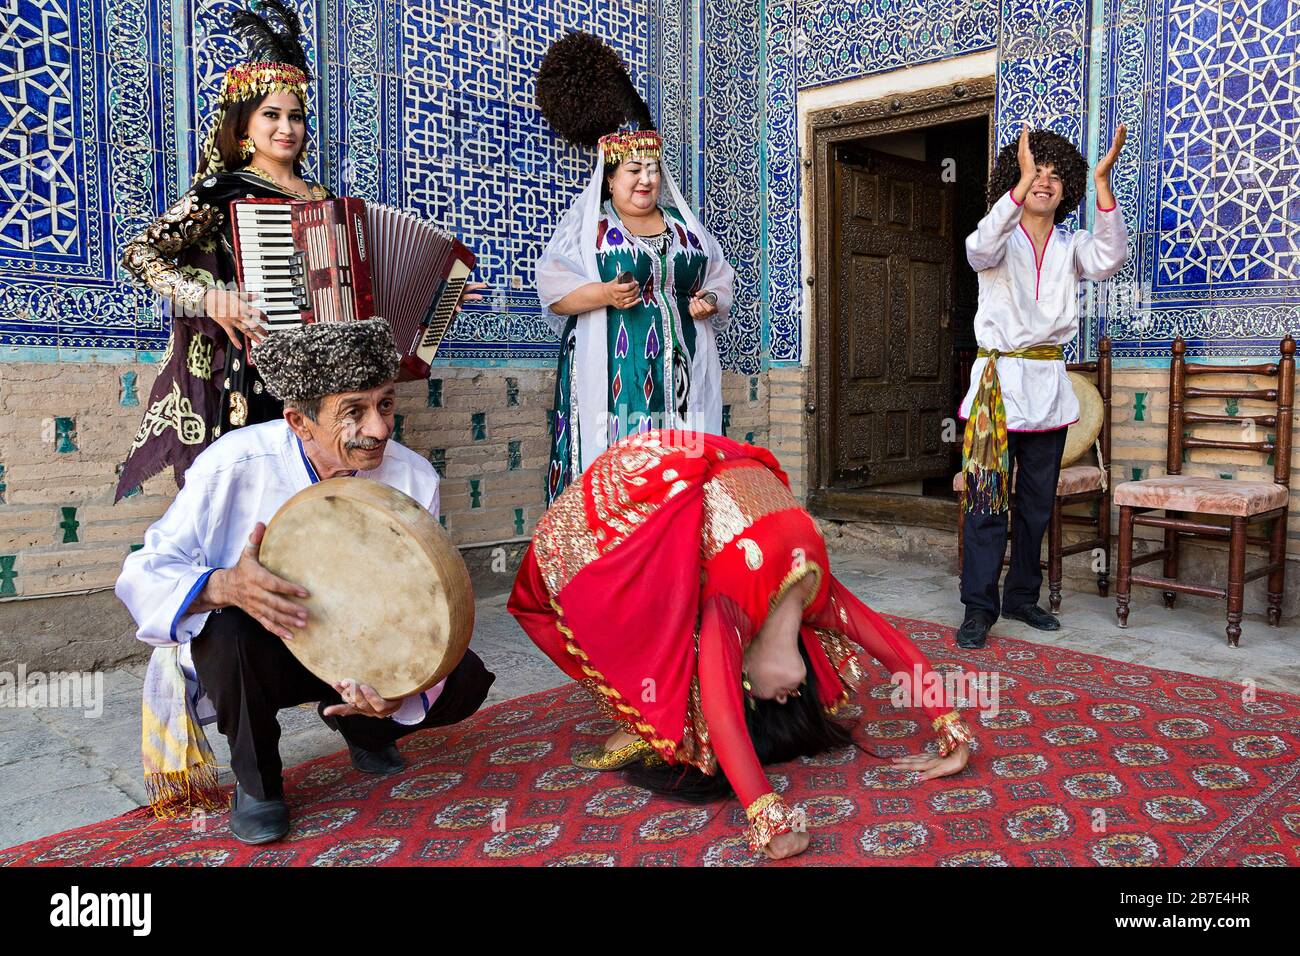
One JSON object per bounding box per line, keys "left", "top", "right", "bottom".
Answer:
{"left": 230, "top": 784, "right": 289, "bottom": 845}
{"left": 345, "top": 740, "right": 405, "bottom": 775}
{"left": 1003, "top": 603, "right": 1060, "bottom": 631}
{"left": 956, "top": 616, "right": 991, "bottom": 649}
{"left": 318, "top": 707, "right": 406, "bottom": 775}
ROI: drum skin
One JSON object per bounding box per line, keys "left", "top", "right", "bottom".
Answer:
{"left": 1062, "top": 372, "right": 1104, "bottom": 467}
{"left": 258, "top": 476, "right": 474, "bottom": 700}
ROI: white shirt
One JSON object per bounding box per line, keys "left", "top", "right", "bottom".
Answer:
{"left": 958, "top": 190, "right": 1128, "bottom": 431}
{"left": 117, "top": 419, "right": 445, "bottom": 725}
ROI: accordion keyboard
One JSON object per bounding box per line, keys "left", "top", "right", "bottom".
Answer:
{"left": 232, "top": 202, "right": 307, "bottom": 330}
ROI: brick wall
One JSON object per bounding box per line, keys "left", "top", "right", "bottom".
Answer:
{"left": 0, "top": 362, "right": 772, "bottom": 599}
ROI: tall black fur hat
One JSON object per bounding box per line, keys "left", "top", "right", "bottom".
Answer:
{"left": 535, "top": 31, "right": 654, "bottom": 147}
{"left": 251, "top": 319, "right": 399, "bottom": 404}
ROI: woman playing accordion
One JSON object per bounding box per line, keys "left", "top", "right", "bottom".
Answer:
{"left": 115, "top": 0, "right": 327, "bottom": 499}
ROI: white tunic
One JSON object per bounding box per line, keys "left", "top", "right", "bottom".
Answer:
{"left": 117, "top": 419, "right": 446, "bottom": 725}
{"left": 959, "top": 190, "right": 1129, "bottom": 431}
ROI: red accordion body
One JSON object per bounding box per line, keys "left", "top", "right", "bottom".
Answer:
{"left": 230, "top": 197, "right": 474, "bottom": 379}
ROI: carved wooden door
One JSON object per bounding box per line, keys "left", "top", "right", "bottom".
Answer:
{"left": 827, "top": 145, "right": 954, "bottom": 488}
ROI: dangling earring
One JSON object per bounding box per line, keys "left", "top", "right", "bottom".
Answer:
{"left": 239, "top": 137, "right": 256, "bottom": 159}
{"left": 741, "top": 672, "right": 757, "bottom": 710}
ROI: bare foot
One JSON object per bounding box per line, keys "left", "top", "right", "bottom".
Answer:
{"left": 603, "top": 729, "right": 638, "bottom": 751}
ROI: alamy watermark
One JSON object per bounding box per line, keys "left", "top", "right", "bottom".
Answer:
{"left": 0, "top": 665, "right": 105, "bottom": 718}
{"left": 890, "top": 664, "right": 1001, "bottom": 718}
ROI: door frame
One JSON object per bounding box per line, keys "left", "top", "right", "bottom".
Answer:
{"left": 808, "top": 78, "right": 996, "bottom": 511}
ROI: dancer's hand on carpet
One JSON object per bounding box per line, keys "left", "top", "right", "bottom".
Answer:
{"left": 763, "top": 830, "right": 810, "bottom": 861}
{"left": 889, "top": 741, "right": 970, "bottom": 781}
{"left": 322, "top": 679, "right": 401, "bottom": 719}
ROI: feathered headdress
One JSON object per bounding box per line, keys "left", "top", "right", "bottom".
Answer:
{"left": 198, "top": 0, "right": 312, "bottom": 174}
{"left": 536, "top": 31, "right": 660, "bottom": 165}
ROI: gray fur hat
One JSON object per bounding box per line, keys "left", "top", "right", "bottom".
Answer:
{"left": 251, "top": 319, "right": 400, "bottom": 404}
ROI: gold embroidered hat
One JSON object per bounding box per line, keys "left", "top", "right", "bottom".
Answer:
{"left": 197, "top": 0, "right": 312, "bottom": 175}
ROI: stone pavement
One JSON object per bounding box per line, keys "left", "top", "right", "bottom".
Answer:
{"left": 2, "top": 545, "right": 1296, "bottom": 850}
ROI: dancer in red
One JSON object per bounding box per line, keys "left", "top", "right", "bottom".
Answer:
{"left": 509, "top": 430, "right": 974, "bottom": 861}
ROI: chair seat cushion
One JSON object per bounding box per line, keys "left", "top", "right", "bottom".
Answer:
{"left": 1056, "top": 465, "right": 1105, "bottom": 496}
{"left": 952, "top": 465, "right": 1104, "bottom": 496}
{"left": 1112, "top": 475, "right": 1289, "bottom": 517}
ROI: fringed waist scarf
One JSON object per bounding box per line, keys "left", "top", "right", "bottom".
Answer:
{"left": 960, "top": 344, "right": 1064, "bottom": 514}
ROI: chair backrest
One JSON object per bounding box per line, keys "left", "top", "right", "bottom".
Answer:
{"left": 1166, "top": 335, "right": 1296, "bottom": 486}
{"left": 1066, "top": 336, "right": 1112, "bottom": 472}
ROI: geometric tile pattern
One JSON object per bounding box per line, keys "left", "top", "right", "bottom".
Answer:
{"left": 0, "top": 0, "right": 663, "bottom": 361}
{"left": 1155, "top": 0, "right": 1297, "bottom": 292}
{"left": 703, "top": 0, "right": 764, "bottom": 374}
{"left": 716, "top": 0, "right": 1000, "bottom": 369}
{"left": 1100, "top": 0, "right": 1300, "bottom": 358}
{"left": 4, "top": 0, "right": 1298, "bottom": 366}
{"left": 795, "top": 0, "right": 999, "bottom": 91}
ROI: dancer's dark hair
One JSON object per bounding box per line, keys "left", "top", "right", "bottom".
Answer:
{"left": 623, "top": 640, "right": 853, "bottom": 802}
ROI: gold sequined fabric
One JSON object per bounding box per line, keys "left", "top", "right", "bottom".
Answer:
{"left": 533, "top": 433, "right": 677, "bottom": 594}
{"left": 674, "top": 673, "right": 718, "bottom": 774}
{"left": 120, "top": 190, "right": 223, "bottom": 315}
{"left": 701, "top": 464, "right": 802, "bottom": 560}
{"left": 814, "top": 627, "right": 866, "bottom": 694}
{"left": 745, "top": 792, "right": 798, "bottom": 852}
{"left": 533, "top": 486, "right": 601, "bottom": 596}
{"left": 933, "top": 709, "right": 975, "bottom": 757}
{"left": 586, "top": 436, "right": 674, "bottom": 541}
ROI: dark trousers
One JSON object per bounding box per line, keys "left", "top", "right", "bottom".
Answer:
{"left": 960, "top": 426, "right": 1068, "bottom": 622}
{"left": 191, "top": 606, "right": 495, "bottom": 799}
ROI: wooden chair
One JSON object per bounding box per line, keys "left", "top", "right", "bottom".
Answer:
{"left": 1114, "top": 336, "right": 1295, "bottom": 646}
{"left": 956, "top": 337, "right": 1113, "bottom": 612}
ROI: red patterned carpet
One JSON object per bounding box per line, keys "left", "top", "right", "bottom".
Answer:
{"left": 5, "top": 617, "right": 1299, "bottom": 867}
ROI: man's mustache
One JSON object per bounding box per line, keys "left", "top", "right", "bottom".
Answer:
{"left": 345, "top": 436, "right": 385, "bottom": 451}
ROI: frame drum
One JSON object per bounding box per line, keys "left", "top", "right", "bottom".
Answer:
{"left": 258, "top": 477, "right": 474, "bottom": 699}
{"left": 1061, "top": 372, "right": 1104, "bottom": 467}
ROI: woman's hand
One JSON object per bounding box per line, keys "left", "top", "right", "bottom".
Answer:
{"left": 203, "top": 287, "right": 268, "bottom": 350}
{"left": 687, "top": 291, "right": 718, "bottom": 320}
{"left": 603, "top": 275, "right": 641, "bottom": 311}
{"left": 889, "top": 741, "right": 970, "bottom": 781}
{"left": 763, "top": 830, "right": 810, "bottom": 861}
{"left": 454, "top": 281, "right": 488, "bottom": 317}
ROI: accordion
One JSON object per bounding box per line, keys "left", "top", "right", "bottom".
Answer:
{"left": 230, "top": 197, "right": 475, "bottom": 379}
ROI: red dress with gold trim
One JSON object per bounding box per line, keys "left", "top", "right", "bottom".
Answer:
{"left": 509, "top": 430, "right": 973, "bottom": 851}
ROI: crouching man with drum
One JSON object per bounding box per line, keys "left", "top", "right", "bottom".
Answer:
{"left": 116, "top": 318, "right": 495, "bottom": 844}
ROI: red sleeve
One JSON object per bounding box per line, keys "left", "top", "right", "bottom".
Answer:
{"left": 815, "top": 578, "right": 953, "bottom": 724}
{"left": 697, "top": 595, "right": 772, "bottom": 809}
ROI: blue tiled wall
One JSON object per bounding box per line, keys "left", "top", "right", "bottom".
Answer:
{"left": 3, "top": 1, "right": 1296, "bottom": 370}
{"left": 701, "top": 0, "right": 1297, "bottom": 366}
{"left": 0, "top": 0, "right": 676, "bottom": 362}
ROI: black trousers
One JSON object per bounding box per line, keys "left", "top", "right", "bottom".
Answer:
{"left": 191, "top": 606, "right": 495, "bottom": 799}
{"left": 960, "top": 426, "right": 1068, "bottom": 622}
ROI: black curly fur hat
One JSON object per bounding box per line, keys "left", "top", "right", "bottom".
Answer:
{"left": 251, "top": 319, "right": 399, "bottom": 404}
{"left": 987, "top": 129, "right": 1088, "bottom": 225}
{"left": 535, "top": 30, "right": 653, "bottom": 147}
